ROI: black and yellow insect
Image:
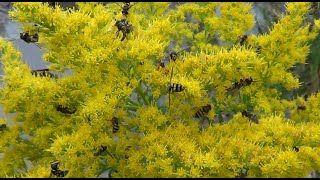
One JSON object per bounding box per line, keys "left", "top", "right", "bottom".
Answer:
{"left": 31, "top": 69, "right": 58, "bottom": 79}
{"left": 20, "top": 32, "right": 39, "bottom": 43}
{"left": 227, "top": 77, "right": 254, "bottom": 91}
{"left": 166, "top": 47, "right": 190, "bottom": 109}
{"left": 293, "top": 146, "right": 299, "bottom": 152}
{"left": 56, "top": 105, "right": 77, "bottom": 114}
{"left": 238, "top": 35, "right": 248, "bottom": 46}
{"left": 109, "top": 117, "right": 120, "bottom": 134}
{"left": 115, "top": 19, "right": 134, "bottom": 41}
{"left": 115, "top": 2, "right": 137, "bottom": 17}
{"left": 241, "top": 110, "right": 259, "bottom": 124}
{"left": 94, "top": 145, "right": 114, "bottom": 158}
{"left": 194, "top": 104, "right": 212, "bottom": 118}
{"left": 256, "top": 45, "right": 262, "bottom": 55}
{"left": 50, "top": 160, "right": 69, "bottom": 178}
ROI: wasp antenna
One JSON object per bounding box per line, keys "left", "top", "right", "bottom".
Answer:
{"left": 34, "top": 43, "right": 42, "bottom": 49}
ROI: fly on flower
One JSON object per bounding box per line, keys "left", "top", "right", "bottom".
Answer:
{"left": 107, "top": 117, "right": 128, "bottom": 134}
{"left": 194, "top": 104, "right": 212, "bottom": 119}
{"left": 115, "top": 19, "right": 134, "bottom": 41}
{"left": 31, "top": 68, "right": 58, "bottom": 79}
{"left": 156, "top": 46, "right": 190, "bottom": 76}
{"left": 56, "top": 105, "right": 77, "bottom": 114}
{"left": 165, "top": 46, "right": 190, "bottom": 109}
{"left": 238, "top": 35, "right": 248, "bottom": 46}
{"left": 5, "top": 24, "right": 42, "bottom": 49}
{"left": 241, "top": 110, "right": 259, "bottom": 124}
{"left": 94, "top": 145, "right": 114, "bottom": 158}
{"left": 115, "top": 2, "right": 138, "bottom": 17}
{"left": 226, "top": 77, "right": 254, "bottom": 92}
{"left": 50, "top": 160, "right": 69, "bottom": 178}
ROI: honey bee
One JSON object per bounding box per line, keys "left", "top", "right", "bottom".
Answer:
{"left": 238, "top": 35, "right": 248, "bottom": 46}
{"left": 241, "top": 110, "right": 259, "bottom": 124}
{"left": 115, "top": 19, "right": 134, "bottom": 41}
{"left": 0, "top": 124, "right": 7, "bottom": 132}
{"left": 227, "top": 77, "right": 254, "bottom": 91}
{"left": 50, "top": 160, "right": 69, "bottom": 178}
{"left": 31, "top": 69, "right": 57, "bottom": 79}
{"left": 115, "top": 2, "right": 137, "bottom": 17}
{"left": 56, "top": 105, "right": 77, "bottom": 114}
{"left": 194, "top": 104, "right": 212, "bottom": 118}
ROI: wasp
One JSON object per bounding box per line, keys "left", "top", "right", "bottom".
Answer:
{"left": 115, "top": 19, "right": 133, "bottom": 41}
{"left": 227, "top": 77, "right": 254, "bottom": 91}
{"left": 194, "top": 104, "right": 212, "bottom": 118}
{"left": 94, "top": 145, "right": 114, "bottom": 158}
{"left": 241, "top": 110, "right": 259, "bottom": 124}
{"left": 115, "top": 2, "right": 137, "bottom": 17}
{"left": 124, "top": 146, "right": 132, "bottom": 159}
{"left": 31, "top": 69, "right": 57, "bottom": 79}
{"left": 20, "top": 32, "right": 42, "bottom": 49}
{"left": 0, "top": 124, "right": 7, "bottom": 132}
{"left": 50, "top": 160, "right": 69, "bottom": 178}
{"left": 20, "top": 32, "right": 41, "bottom": 49}
{"left": 238, "top": 35, "right": 248, "bottom": 46}
{"left": 109, "top": 117, "right": 120, "bottom": 134}
{"left": 157, "top": 47, "right": 189, "bottom": 77}
{"left": 167, "top": 83, "right": 185, "bottom": 94}
{"left": 309, "top": 22, "right": 314, "bottom": 32}
{"left": 165, "top": 47, "right": 190, "bottom": 109}
{"left": 56, "top": 105, "right": 77, "bottom": 114}
{"left": 167, "top": 83, "right": 185, "bottom": 109}
{"left": 20, "top": 23, "right": 42, "bottom": 48}
{"left": 256, "top": 45, "right": 262, "bottom": 55}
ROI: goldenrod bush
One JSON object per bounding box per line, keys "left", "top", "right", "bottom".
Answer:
{"left": 0, "top": 2, "right": 320, "bottom": 178}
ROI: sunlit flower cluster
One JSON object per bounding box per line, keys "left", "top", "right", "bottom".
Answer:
{"left": 0, "top": 2, "right": 319, "bottom": 178}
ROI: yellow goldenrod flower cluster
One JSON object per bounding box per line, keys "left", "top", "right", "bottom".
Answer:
{"left": 0, "top": 2, "right": 319, "bottom": 178}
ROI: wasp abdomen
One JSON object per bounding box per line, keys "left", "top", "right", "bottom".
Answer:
{"left": 111, "top": 117, "right": 120, "bottom": 134}
{"left": 167, "top": 83, "right": 185, "bottom": 93}
{"left": 194, "top": 104, "right": 212, "bottom": 118}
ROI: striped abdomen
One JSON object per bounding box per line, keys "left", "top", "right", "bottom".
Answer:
{"left": 194, "top": 104, "right": 212, "bottom": 118}
{"left": 112, "top": 117, "right": 119, "bottom": 134}
{"left": 167, "top": 83, "right": 185, "bottom": 93}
